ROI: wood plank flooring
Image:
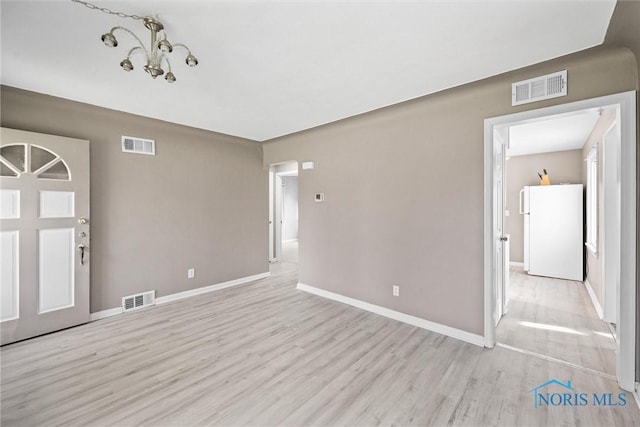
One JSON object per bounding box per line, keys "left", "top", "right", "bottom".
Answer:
{"left": 1, "top": 257, "right": 638, "bottom": 426}
{"left": 496, "top": 267, "right": 616, "bottom": 376}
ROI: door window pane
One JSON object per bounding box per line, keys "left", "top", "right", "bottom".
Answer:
{"left": 0, "top": 145, "right": 26, "bottom": 172}
{"left": 30, "top": 146, "right": 57, "bottom": 173}
{"left": 37, "top": 160, "right": 70, "bottom": 181}
{"left": 0, "top": 161, "right": 18, "bottom": 177}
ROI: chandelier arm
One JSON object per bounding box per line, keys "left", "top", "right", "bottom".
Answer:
{"left": 173, "top": 43, "right": 198, "bottom": 67}
{"left": 161, "top": 55, "right": 172, "bottom": 73}
{"left": 111, "top": 26, "right": 151, "bottom": 59}
{"left": 127, "top": 46, "right": 144, "bottom": 59}
{"left": 172, "top": 43, "right": 193, "bottom": 54}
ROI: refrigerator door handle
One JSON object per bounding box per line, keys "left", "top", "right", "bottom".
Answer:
{"left": 519, "top": 189, "right": 525, "bottom": 214}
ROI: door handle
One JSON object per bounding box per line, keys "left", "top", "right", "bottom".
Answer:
{"left": 78, "top": 244, "right": 86, "bottom": 265}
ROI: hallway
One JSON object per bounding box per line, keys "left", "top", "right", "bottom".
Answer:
{"left": 497, "top": 267, "right": 616, "bottom": 377}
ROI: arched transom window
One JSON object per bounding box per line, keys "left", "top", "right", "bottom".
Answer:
{"left": 0, "top": 144, "right": 71, "bottom": 181}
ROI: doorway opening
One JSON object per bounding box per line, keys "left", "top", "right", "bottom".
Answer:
{"left": 268, "top": 161, "right": 298, "bottom": 275}
{"left": 484, "top": 91, "right": 636, "bottom": 392}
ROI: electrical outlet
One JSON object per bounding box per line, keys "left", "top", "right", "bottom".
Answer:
{"left": 392, "top": 285, "right": 399, "bottom": 297}
{"left": 188, "top": 268, "right": 195, "bottom": 279}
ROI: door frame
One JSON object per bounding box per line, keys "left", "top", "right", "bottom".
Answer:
{"left": 268, "top": 168, "right": 275, "bottom": 262}
{"left": 483, "top": 91, "right": 637, "bottom": 391}
{"left": 267, "top": 162, "right": 298, "bottom": 263}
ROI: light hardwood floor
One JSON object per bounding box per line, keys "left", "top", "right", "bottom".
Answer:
{"left": 496, "top": 267, "right": 616, "bottom": 377}
{"left": 1, "top": 255, "right": 638, "bottom": 426}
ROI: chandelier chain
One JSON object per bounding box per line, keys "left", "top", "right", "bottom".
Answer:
{"left": 71, "top": 0, "right": 145, "bottom": 21}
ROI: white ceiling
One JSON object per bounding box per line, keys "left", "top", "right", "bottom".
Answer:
{"left": 1, "top": 1, "right": 616, "bottom": 141}
{"left": 507, "top": 109, "right": 601, "bottom": 157}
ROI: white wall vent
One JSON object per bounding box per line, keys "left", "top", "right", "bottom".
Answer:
{"left": 512, "top": 70, "right": 567, "bottom": 106}
{"left": 122, "top": 136, "right": 155, "bottom": 155}
{"left": 122, "top": 290, "right": 156, "bottom": 312}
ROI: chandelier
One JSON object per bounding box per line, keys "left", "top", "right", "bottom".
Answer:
{"left": 101, "top": 17, "right": 198, "bottom": 83}
{"left": 73, "top": 0, "right": 198, "bottom": 83}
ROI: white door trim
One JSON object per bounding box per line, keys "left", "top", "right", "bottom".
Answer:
{"left": 268, "top": 168, "right": 275, "bottom": 262}
{"left": 483, "top": 91, "right": 637, "bottom": 391}
{"left": 274, "top": 174, "right": 283, "bottom": 260}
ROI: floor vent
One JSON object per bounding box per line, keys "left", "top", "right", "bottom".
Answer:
{"left": 122, "top": 290, "right": 156, "bottom": 312}
{"left": 512, "top": 70, "right": 567, "bottom": 106}
{"left": 122, "top": 136, "right": 155, "bottom": 155}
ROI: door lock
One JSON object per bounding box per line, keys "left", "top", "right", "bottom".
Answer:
{"left": 499, "top": 236, "right": 508, "bottom": 242}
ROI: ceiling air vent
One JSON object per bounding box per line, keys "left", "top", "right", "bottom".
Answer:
{"left": 122, "top": 136, "right": 155, "bottom": 155}
{"left": 512, "top": 70, "right": 567, "bottom": 106}
{"left": 122, "top": 290, "right": 156, "bottom": 312}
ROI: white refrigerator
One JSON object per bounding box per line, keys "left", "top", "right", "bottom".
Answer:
{"left": 520, "top": 184, "right": 583, "bottom": 281}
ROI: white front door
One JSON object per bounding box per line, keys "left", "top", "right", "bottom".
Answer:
{"left": 1, "top": 128, "right": 90, "bottom": 345}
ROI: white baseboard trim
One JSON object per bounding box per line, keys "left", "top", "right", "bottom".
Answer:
{"left": 584, "top": 279, "right": 604, "bottom": 320}
{"left": 89, "top": 307, "right": 123, "bottom": 321}
{"left": 296, "top": 283, "right": 485, "bottom": 347}
{"left": 90, "top": 272, "right": 270, "bottom": 322}
{"left": 156, "top": 272, "right": 270, "bottom": 305}
{"left": 509, "top": 261, "right": 524, "bottom": 267}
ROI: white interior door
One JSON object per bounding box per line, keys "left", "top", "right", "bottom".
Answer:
{"left": 1, "top": 128, "right": 90, "bottom": 345}
{"left": 602, "top": 120, "right": 620, "bottom": 324}
{"left": 493, "top": 130, "right": 506, "bottom": 324}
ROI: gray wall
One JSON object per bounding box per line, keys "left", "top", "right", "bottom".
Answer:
{"left": 263, "top": 46, "right": 637, "bottom": 336}
{"left": 0, "top": 86, "right": 268, "bottom": 313}
{"left": 281, "top": 176, "right": 299, "bottom": 241}
{"left": 582, "top": 110, "right": 617, "bottom": 309}
{"left": 505, "top": 150, "right": 584, "bottom": 263}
